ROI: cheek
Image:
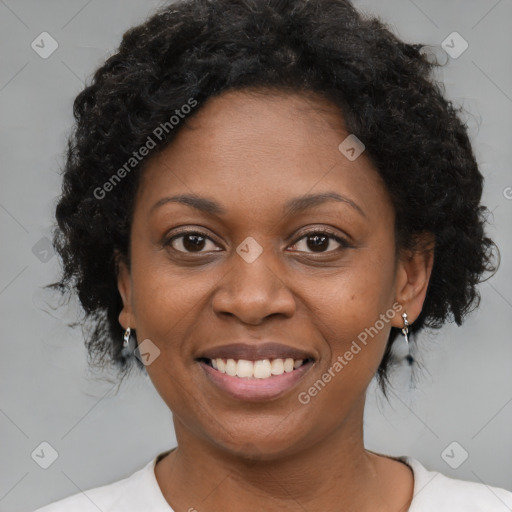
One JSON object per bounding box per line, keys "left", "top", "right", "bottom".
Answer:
{"left": 294, "top": 268, "right": 397, "bottom": 428}
{"left": 130, "top": 260, "right": 208, "bottom": 347}
{"left": 311, "top": 244, "right": 397, "bottom": 367}
{"left": 128, "top": 258, "right": 208, "bottom": 411}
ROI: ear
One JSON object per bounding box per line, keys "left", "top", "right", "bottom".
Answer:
{"left": 115, "top": 250, "right": 136, "bottom": 330}
{"left": 392, "top": 233, "right": 435, "bottom": 328}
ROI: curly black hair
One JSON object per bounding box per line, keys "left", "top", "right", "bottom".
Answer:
{"left": 48, "top": 0, "right": 497, "bottom": 392}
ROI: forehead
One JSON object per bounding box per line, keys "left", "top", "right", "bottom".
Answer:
{"left": 135, "top": 88, "right": 393, "bottom": 224}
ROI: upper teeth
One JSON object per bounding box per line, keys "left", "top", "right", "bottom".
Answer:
{"left": 209, "top": 358, "right": 305, "bottom": 378}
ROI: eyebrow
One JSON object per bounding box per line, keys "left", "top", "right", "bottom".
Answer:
{"left": 283, "top": 192, "right": 366, "bottom": 218}
{"left": 150, "top": 192, "right": 366, "bottom": 218}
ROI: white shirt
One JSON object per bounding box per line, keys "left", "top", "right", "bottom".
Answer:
{"left": 34, "top": 450, "right": 512, "bottom": 511}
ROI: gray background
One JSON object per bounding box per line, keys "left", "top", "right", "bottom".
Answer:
{"left": 1, "top": 0, "right": 511, "bottom": 510}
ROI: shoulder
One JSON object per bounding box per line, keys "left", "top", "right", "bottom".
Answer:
{"left": 404, "top": 456, "right": 512, "bottom": 511}
{"left": 33, "top": 475, "right": 130, "bottom": 512}
{"left": 32, "top": 466, "right": 142, "bottom": 512}
{"left": 33, "top": 452, "right": 172, "bottom": 512}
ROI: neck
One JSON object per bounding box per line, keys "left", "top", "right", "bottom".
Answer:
{"left": 155, "top": 397, "right": 410, "bottom": 511}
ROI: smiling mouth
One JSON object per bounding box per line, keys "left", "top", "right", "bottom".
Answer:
{"left": 196, "top": 357, "right": 314, "bottom": 379}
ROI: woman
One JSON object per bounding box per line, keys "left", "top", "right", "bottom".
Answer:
{"left": 36, "top": 0, "right": 511, "bottom": 510}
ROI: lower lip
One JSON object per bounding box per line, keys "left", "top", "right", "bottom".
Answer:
{"left": 198, "top": 360, "right": 314, "bottom": 402}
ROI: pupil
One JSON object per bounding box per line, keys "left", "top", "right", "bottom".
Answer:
{"left": 181, "top": 234, "right": 330, "bottom": 253}
{"left": 184, "top": 234, "right": 205, "bottom": 252}
{"left": 308, "top": 234, "right": 328, "bottom": 252}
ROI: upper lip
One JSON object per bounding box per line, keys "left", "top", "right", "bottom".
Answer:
{"left": 197, "top": 342, "right": 316, "bottom": 362}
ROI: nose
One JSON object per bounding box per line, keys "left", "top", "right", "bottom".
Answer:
{"left": 212, "top": 246, "right": 296, "bottom": 325}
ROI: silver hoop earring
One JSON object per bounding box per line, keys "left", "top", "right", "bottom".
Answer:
{"left": 123, "top": 327, "right": 131, "bottom": 348}
{"left": 401, "top": 312, "right": 409, "bottom": 345}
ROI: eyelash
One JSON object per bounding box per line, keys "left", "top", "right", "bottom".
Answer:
{"left": 289, "top": 228, "right": 351, "bottom": 252}
{"left": 164, "top": 228, "right": 351, "bottom": 255}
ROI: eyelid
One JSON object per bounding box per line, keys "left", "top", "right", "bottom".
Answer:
{"left": 163, "top": 227, "right": 221, "bottom": 249}
{"left": 164, "top": 225, "right": 352, "bottom": 253}
{"left": 289, "top": 227, "right": 352, "bottom": 251}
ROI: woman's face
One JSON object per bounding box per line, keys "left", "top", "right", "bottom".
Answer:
{"left": 117, "top": 89, "right": 431, "bottom": 459}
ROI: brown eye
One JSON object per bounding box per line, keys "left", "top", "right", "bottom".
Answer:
{"left": 289, "top": 229, "right": 349, "bottom": 254}
{"left": 166, "top": 231, "right": 221, "bottom": 253}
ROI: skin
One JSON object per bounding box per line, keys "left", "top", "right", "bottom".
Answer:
{"left": 117, "top": 88, "right": 434, "bottom": 511}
